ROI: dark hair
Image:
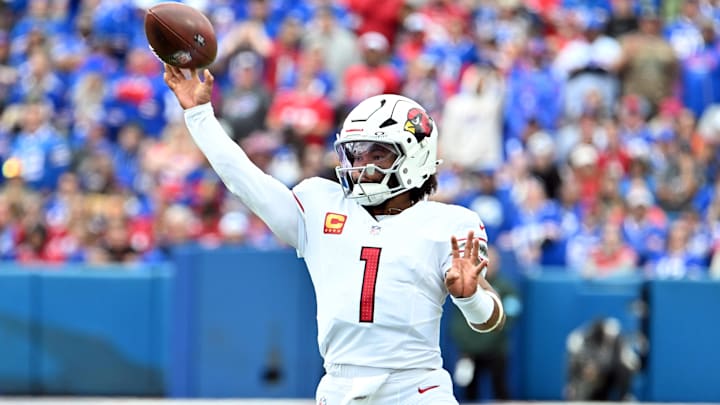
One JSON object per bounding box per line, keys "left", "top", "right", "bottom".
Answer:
{"left": 408, "top": 174, "right": 437, "bottom": 203}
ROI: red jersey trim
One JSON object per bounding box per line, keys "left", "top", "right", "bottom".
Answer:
{"left": 292, "top": 191, "right": 304, "bottom": 213}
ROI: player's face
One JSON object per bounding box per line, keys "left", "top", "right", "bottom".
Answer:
{"left": 343, "top": 142, "right": 398, "bottom": 182}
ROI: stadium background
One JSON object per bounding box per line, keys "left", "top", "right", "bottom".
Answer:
{"left": 1, "top": 0, "right": 720, "bottom": 402}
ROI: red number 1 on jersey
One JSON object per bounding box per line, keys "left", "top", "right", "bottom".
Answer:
{"left": 359, "top": 247, "right": 381, "bottom": 323}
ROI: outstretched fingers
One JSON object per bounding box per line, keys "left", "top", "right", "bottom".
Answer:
{"left": 203, "top": 69, "right": 214, "bottom": 85}
{"left": 163, "top": 64, "right": 182, "bottom": 86}
{"left": 463, "top": 230, "right": 475, "bottom": 259}
{"left": 475, "top": 258, "right": 489, "bottom": 277}
{"left": 451, "top": 236, "right": 460, "bottom": 259}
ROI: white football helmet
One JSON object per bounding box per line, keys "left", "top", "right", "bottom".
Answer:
{"left": 334, "top": 94, "right": 441, "bottom": 206}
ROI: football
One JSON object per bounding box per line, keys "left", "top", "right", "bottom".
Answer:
{"left": 144, "top": 2, "right": 217, "bottom": 69}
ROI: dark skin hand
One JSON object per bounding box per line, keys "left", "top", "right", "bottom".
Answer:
{"left": 163, "top": 64, "right": 213, "bottom": 109}
{"left": 446, "top": 230, "right": 505, "bottom": 331}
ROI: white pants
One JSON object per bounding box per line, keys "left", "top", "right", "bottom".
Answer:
{"left": 315, "top": 365, "right": 458, "bottom": 405}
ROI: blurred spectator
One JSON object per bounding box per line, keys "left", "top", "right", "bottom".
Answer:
{"left": 556, "top": 174, "right": 587, "bottom": 258}
{"left": 616, "top": 93, "right": 653, "bottom": 146}
{"left": 423, "top": 14, "right": 478, "bottom": 96}
{"left": 654, "top": 138, "right": 703, "bottom": 212}
{"left": 527, "top": 130, "right": 562, "bottom": 200}
{"left": 264, "top": 15, "right": 304, "bottom": 92}
{"left": 77, "top": 151, "right": 118, "bottom": 194}
{"left": 341, "top": 31, "right": 401, "bottom": 113}
{"left": 597, "top": 118, "right": 631, "bottom": 179}
{"left": 605, "top": 0, "right": 639, "bottom": 38}
{"left": 597, "top": 171, "right": 626, "bottom": 222}
{"left": 0, "top": 195, "right": 18, "bottom": 260}
{"left": 278, "top": 43, "right": 334, "bottom": 97}
{"left": 621, "top": 185, "right": 668, "bottom": 266}
{"left": 301, "top": 5, "right": 360, "bottom": 103}
{"left": 553, "top": 9, "right": 622, "bottom": 120}
{"left": 565, "top": 202, "right": 602, "bottom": 272}
{"left": 663, "top": 0, "right": 704, "bottom": 61}
{"left": 393, "top": 13, "right": 429, "bottom": 76}
{"left": 646, "top": 215, "right": 707, "bottom": 279}
{"left": 44, "top": 171, "right": 81, "bottom": 235}
{"left": 298, "top": 142, "right": 335, "bottom": 180}
{"left": 103, "top": 47, "right": 167, "bottom": 138}
{"left": 111, "top": 123, "right": 144, "bottom": 192}
{"left": 142, "top": 122, "right": 205, "bottom": 205}
{"left": 400, "top": 55, "right": 444, "bottom": 119}
{"left": 219, "top": 51, "right": 272, "bottom": 142}
{"left": 100, "top": 217, "right": 139, "bottom": 263}
{"left": 440, "top": 64, "right": 504, "bottom": 171}
{"left": 50, "top": 10, "right": 94, "bottom": 78}
{"left": 475, "top": 0, "right": 530, "bottom": 51}
{"left": 0, "top": 31, "right": 18, "bottom": 110}
{"left": 454, "top": 167, "right": 515, "bottom": 246}
{"left": 218, "top": 210, "right": 249, "bottom": 245}
{"left": 618, "top": 9, "right": 678, "bottom": 112}
{"left": 556, "top": 107, "right": 605, "bottom": 165}
{"left": 510, "top": 176, "right": 565, "bottom": 267}
{"left": 143, "top": 204, "right": 198, "bottom": 263}
{"left": 680, "top": 209, "right": 713, "bottom": 267}
{"left": 69, "top": 72, "right": 106, "bottom": 132}
{"left": 214, "top": 0, "right": 273, "bottom": 64}
{"left": 568, "top": 143, "right": 602, "bottom": 209}
{"left": 8, "top": 100, "right": 70, "bottom": 191}
{"left": 265, "top": 62, "right": 335, "bottom": 150}
{"left": 9, "top": 11, "right": 51, "bottom": 67}
{"left": 619, "top": 138, "right": 655, "bottom": 196}
{"left": 346, "top": 0, "right": 404, "bottom": 46}
{"left": 16, "top": 222, "right": 51, "bottom": 263}
{"left": 504, "top": 36, "right": 563, "bottom": 154}
{"left": 677, "top": 18, "right": 720, "bottom": 119}
{"left": 585, "top": 222, "right": 638, "bottom": 278}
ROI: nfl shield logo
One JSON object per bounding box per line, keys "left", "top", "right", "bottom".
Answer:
{"left": 370, "top": 225, "right": 381, "bottom": 235}
{"left": 317, "top": 397, "right": 327, "bottom": 405}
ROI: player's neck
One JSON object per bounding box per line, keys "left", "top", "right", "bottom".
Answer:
{"left": 367, "top": 195, "right": 415, "bottom": 216}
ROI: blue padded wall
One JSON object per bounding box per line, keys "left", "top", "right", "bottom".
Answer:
{"left": 646, "top": 279, "right": 720, "bottom": 402}
{"left": 168, "top": 246, "right": 323, "bottom": 398}
{"left": 0, "top": 265, "right": 171, "bottom": 396}
{"left": 0, "top": 270, "right": 34, "bottom": 394}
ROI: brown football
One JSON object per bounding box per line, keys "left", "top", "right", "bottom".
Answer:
{"left": 144, "top": 2, "right": 217, "bottom": 69}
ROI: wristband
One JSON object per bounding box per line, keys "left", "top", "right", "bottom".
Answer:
{"left": 451, "top": 289, "right": 495, "bottom": 325}
{"left": 482, "top": 292, "right": 505, "bottom": 333}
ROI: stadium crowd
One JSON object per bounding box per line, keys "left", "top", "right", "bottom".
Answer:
{"left": 1, "top": 0, "right": 720, "bottom": 279}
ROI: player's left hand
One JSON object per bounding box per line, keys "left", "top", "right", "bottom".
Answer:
{"left": 445, "top": 230, "right": 488, "bottom": 298}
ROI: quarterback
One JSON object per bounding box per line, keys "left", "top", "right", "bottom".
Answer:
{"left": 163, "top": 66, "right": 505, "bottom": 404}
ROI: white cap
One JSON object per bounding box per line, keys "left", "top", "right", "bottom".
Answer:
{"left": 359, "top": 31, "right": 389, "bottom": 52}
{"left": 219, "top": 211, "right": 249, "bottom": 237}
{"left": 527, "top": 130, "right": 555, "bottom": 156}
{"left": 570, "top": 143, "right": 598, "bottom": 167}
{"left": 626, "top": 186, "right": 654, "bottom": 207}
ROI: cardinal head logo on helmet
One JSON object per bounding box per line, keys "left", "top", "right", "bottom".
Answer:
{"left": 404, "top": 107, "right": 433, "bottom": 141}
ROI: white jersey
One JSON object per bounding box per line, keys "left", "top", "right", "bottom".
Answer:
{"left": 183, "top": 103, "right": 488, "bottom": 372}
{"left": 293, "top": 177, "right": 487, "bottom": 370}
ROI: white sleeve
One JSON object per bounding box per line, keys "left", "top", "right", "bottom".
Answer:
{"left": 184, "top": 102, "right": 301, "bottom": 248}
{"left": 441, "top": 213, "right": 490, "bottom": 275}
